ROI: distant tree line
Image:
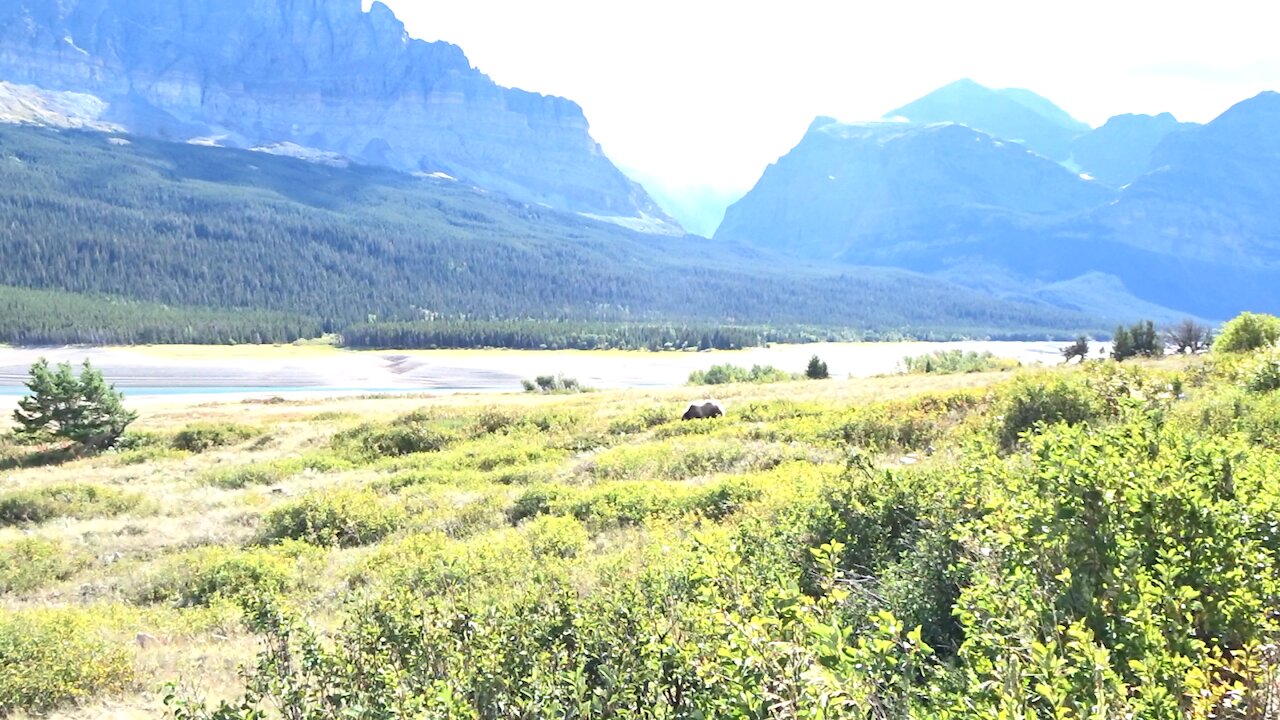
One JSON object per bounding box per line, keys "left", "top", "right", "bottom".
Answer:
{"left": 0, "top": 286, "right": 320, "bottom": 346}
{"left": 337, "top": 320, "right": 862, "bottom": 351}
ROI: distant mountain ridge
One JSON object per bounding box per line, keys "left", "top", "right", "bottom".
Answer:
{"left": 717, "top": 83, "right": 1280, "bottom": 321}
{"left": 883, "top": 78, "right": 1089, "bottom": 161}
{"left": 0, "top": 0, "right": 679, "bottom": 232}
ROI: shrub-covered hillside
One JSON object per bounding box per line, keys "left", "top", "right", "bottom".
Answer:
{"left": 1, "top": 351, "right": 1278, "bottom": 718}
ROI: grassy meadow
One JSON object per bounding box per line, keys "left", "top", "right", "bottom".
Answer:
{"left": 1, "top": 352, "right": 1279, "bottom": 718}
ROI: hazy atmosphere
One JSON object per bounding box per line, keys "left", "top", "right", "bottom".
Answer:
{"left": 383, "top": 0, "right": 1280, "bottom": 193}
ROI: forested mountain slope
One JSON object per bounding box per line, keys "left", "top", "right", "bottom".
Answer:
{"left": 0, "top": 124, "right": 1101, "bottom": 343}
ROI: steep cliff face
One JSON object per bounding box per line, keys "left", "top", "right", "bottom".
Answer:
{"left": 0, "top": 0, "right": 676, "bottom": 229}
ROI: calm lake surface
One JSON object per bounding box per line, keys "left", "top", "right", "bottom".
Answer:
{"left": 0, "top": 341, "right": 1086, "bottom": 403}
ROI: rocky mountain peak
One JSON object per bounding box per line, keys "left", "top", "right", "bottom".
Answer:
{"left": 0, "top": 0, "right": 679, "bottom": 231}
{"left": 884, "top": 79, "right": 1088, "bottom": 161}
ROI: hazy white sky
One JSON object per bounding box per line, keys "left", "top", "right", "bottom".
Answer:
{"left": 378, "top": 0, "right": 1280, "bottom": 192}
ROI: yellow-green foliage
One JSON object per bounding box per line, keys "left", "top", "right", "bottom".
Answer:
{"left": 0, "top": 609, "right": 134, "bottom": 715}
{"left": 171, "top": 421, "right": 260, "bottom": 452}
{"left": 688, "top": 363, "right": 797, "bottom": 385}
{"left": 0, "top": 537, "right": 84, "bottom": 594}
{"left": 260, "top": 488, "right": 405, "bottom": 547}
{"left": 606, "top": 404, "right": 673, "bottom": 435}
{"left": 20, "top": 350, "right": 1280, "bottom": 718}
{"left": 522, "top": 515, "right": 589, "bottom": 558}
{"left": 510, "top": 475, "right": 767, "bottom": 529}
{"left": 1214, "top": 311, "right": 1280, "bottom": 353}
{"left": 899, "top": 349, "right": 1017, "bottom": 374}
{"left": 587, "top": 437, "right": 808, "bottom": 481}
{"left": 134, "top": 540, "right": 322, "bottom": 606}
{"left": 994, "top": 373, "right": 1097, "bottom": 451}
{"left": 0, "top": 483, "right": 149, "bottom": 525}
{"left": 203, "top": 451, "right": 356, "bottom": 488}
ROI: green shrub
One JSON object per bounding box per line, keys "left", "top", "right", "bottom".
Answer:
{"left": 0, "top": 538, "right": 82, "bottom": 594}
{"left": 261, "top": 488, "right": 405, "bottom": 547}
{"left": 1214, "top": 311, "right": 1280, "bottom": 353}
{"left": 1241, "top": 351, "right": 1280, "bottom": 394}
{"left": 11, "top": 358, "right": 137, "bottom": 449}
{"left": 607, "top": 405, "right": 673, "bottom": 435}
{"left": 335, "top": 413, "right": 457, "bottom": 458}
{"left": 523, "top": 515, "right": 589, "bottom": 558}
{"left": 689, "top": 363, "right": 797, "bottom": 385}
{"left": 114, "top": 445, "right": 189, "bottom": 465}
{"left": 0, "top": 483, "right": 146, "bottom": 526}
{"left": 588, "top": 438, "right": 787, "bottom": 481}
{"left": 203, "top": 452, "right": 356, "bottom": 489}
{"left": 522, "top": 374, "right": 590, "bottom": 394}
{"left": 899, "top": 350, "right": 1011, "bottom": 374}
{"left": 828, "top": 404, "right": 941, "bottom": 452}
{"left": 171, "top": 422, "right": 258, "bottom": 452}
{"left": 689, "top": 477, "right": 766, "bottom": 521}
{"left": 508, "top": 485, "right": 569, "bottom": 523}
{"left": 135, "top": 541, "right": 320, "bottom": 606}
{"left": 996, "top": 375, "right": 1097, "bottom": 451}
{"left": 0, "top": 608, "right": 134, "bottom": 715}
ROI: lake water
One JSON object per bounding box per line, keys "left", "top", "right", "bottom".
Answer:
{"left": 0, "top": 341, "right": 1086, "bottom": 403}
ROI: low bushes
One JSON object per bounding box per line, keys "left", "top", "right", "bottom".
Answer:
{"left": 688, "top": 363, "right": 797, "bottom": 385}
{"left": 0, "top": 537, "right": 83, "bottom": 594}
{"left": 0, "top": 483, "right": 148, "bottom": 526}
{"left": 899, "top": 349, "right": 1013, "bottom": 374}
{"left": 0, "top": 608, "right": 134, "bottom": 715}
{"left": 203, "top": 452, "right": 355, "bottom": 489}
{"left": 995, "top": 374, "right": 1097, "bottom": 451}
{"left": 260, "top": 488, "right": 405, "bottom": 547}
{"left": 171, "top": 422, "right": 260, "bottom": 452}
{"left": 134, "top": 541, "right": 321, "bottom": 607}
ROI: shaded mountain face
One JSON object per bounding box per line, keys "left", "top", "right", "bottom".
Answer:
{"left": 714, "top": 118, "right": 1111, "bottom": 262}
{"left": 883, "top": 79, "right": 1088, "bottom": 161}
{"left": 1094, "top": 92, "right": 1280, "bottom": 267}
{"left": 0, "top": 0, "right": 677, "bottom": 229}
{"left": 1071, "top": 112, "right": 1197, "bottom": 187}
{"left": 716, "top": 91, "right": 1280, "bottom": 321}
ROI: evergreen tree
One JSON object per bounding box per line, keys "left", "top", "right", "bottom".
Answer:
{"left": 1111, "top": 326, "right": 1135, "bottom": 361}
{"left": 13, "top": 359, "right": 137, "bottom": 449}
{"left": 1130, "top": 320, "right": 1164, "bottom": 357}
{"left": 805, "top": 354, "right": 830, "bottom": 379}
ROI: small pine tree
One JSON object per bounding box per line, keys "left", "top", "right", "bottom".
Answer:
{"left": 1130, "top": 320, "right": 1164, "bottom": 357}
{"left": 805, "top": 354, "right": 830, "bottom": 380}
{"left": 13, "top": 359, "right": 137, "bottom": 449}
{"left": 1111, "top": 326, "right": 1135, "bottom": 361}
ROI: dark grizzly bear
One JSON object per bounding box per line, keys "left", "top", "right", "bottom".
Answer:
{"left": 682, "top": 401, "right": 724, "bottom": 420}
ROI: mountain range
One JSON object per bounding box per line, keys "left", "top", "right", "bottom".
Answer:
{"left": 717, "top": 80, "right": 1280, "bottom": 321}
{"left": 0, "top": 0, "right": 1276, "bottom": 337}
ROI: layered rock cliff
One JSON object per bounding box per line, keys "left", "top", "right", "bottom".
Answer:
{"left": 0, "top": 0, "right": 678, "bottom": 230}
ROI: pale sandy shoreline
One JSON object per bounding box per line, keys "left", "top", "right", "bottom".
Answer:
{"left": 0, "top": 341, "right": 1076, "bottom": 407}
